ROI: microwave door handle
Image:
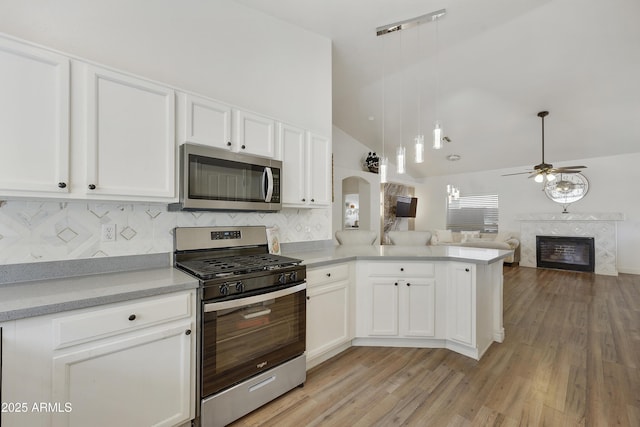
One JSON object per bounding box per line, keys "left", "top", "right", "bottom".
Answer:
{"left": 263, "top": 167, "right": 274, "bottom": 202}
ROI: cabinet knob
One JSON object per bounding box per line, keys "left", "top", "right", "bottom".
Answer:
{"left": 306, "top": 296, "right": 310, "bottom": 300}
{"left": 227, "top": 141, "right": 232, "bottom": 147}
{"left": 394, "top": 282, "right": 398, "bottom": 286}
{"left": 326, "top": 273, "right": 331, "bottom": 277}
{"left": 400, "top": 268, "right": 404, "bottom": 272}
{"left": 407, "top": 283, "right": 411, "bottom": 287}
{"left": 185, "top": 329, "right": 192, "bottom": 335}
{"left": 465, "top": 268, "right": 470, "bottom": 272}
{"left": 58, "top": 182, "right": 67, "bottom": 189}
{"left": 311, "top": 199, "right": 315, "bottom": 202}
{"left": 128, "top": 314, "right": 136, "bottom": 321}
{"left": 88, "top": 184, "right": 96, "bottom": 190}
{"left": 241, "top": 144, "right": 246, "bottom": 149}
{"left": 302, "top": 198, "right": 306, "bottom": 202}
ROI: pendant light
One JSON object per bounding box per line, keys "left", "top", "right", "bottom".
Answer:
{"left": 397, "top": 30, "right": 406, "bottom": 175}
{"left": 414, "top": 22, "right": 425, "bottom": 163}
{"left": 433, "top": 14, "right": 443, "bottom": 150}
{"left": 379, "top": 34, "right": 388, "bottom": 183}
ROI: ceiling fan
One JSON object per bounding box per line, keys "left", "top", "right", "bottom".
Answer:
{"left": 503, "top": 111, "right": 587, "bottom": 182}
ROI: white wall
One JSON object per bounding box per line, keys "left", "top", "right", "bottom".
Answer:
{"left": 414, "top": 152, "right": 640, "bottom": 275}
{"left": 0, "top": 0, "right": 331, "bottom": 136}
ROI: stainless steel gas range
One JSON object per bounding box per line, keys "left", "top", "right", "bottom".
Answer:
{"left": 174, "top": 226, "right": 306, "bottom": 427}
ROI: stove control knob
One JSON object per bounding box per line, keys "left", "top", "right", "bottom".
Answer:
{"left": 235, "top": 281, "right": 244, "bottom": 293}
{"left": 289, "top": 271, "right": 298, "bottom": 282}
{"left": 219, "top": 284, "right": 229, "bottom": 296}
{"left": 278, "top": 273, "right": 287, "bottom": 285}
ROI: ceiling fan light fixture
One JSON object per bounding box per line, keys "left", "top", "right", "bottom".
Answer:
{"left": 546, "top": 173, "right": 556, "bottom": 182}
{"left": 534, "top": 174, "right": 544, "bottom": 183}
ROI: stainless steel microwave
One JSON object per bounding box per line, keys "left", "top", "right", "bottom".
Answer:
{"left": 169, "top": 143, "right": 282, "bottom": 212}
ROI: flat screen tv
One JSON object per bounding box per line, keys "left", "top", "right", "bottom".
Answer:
{"left": 395, "top": 196, "right": 417, "bottom": 218}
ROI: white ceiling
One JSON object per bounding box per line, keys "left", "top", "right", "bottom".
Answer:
{"left": 235, "top": 0, "right": 640, "bottom": 178}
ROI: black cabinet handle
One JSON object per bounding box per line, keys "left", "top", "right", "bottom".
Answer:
{"left": 226, "top": 141, "right": 232, "bottom": 146}
{"left": 88, "top": 184, "right": 96, "bottom": 190}
{"left": 465, "top": 268, "right": 470, "bottom": 272}
{"left": 241, "top": 144, "right": 246, "bottom": 149}
{"left": 185, "top": 329, "right": 191, "bottom": 335}
{"left": 302, "top": 198, "right": 306, "bottom": 202}
{"left": 306, "top": 296, "right": 310, "bottom": 300}
{"left": 311, "top": 199, "right": 315, "bottom": 202}
{"left": 400, "top": 268, "right": 404, "bottom": 272}
{"left": 394, "top": 282, "right": 398, "bottom": 286}
{"left": 326, "top": 273, "right": 331, "bottom": 277}
{"left": 128, "top": 314, "right": 136, "bottom": 321}
{"left": 407, "top": 283, "right": 411, "bottom": 286}
{"left": 58, "top": 182, "right": 67, "bottom": 189}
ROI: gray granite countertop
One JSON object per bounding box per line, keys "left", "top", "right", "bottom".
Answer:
{"left": 0, "top": 267, "right": 198, "bottom": 322}
{"left": 286, "top": 245, "right": 514, "bottom": 269}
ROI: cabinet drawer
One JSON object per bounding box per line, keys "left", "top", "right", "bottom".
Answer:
{"left": 53, "top": 292, "right": 192, "bottom": 349}
{"left": 307, "top": 263, "right": 350, "bottom": 286}
{"left": 367, "top": 262, "right": 435, "bottom": 277}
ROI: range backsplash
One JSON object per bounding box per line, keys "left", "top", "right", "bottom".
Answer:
{"left": 0, "top": 200, "right": 331, "bottom": 265}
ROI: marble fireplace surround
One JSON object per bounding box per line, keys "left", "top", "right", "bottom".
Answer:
{"left": 517, "top": 213, "right": 625, "bottom": 276}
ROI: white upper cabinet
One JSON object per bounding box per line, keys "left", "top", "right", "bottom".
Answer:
{"left": 306, "top": 132, "right": 331, "bottom": 206}
{"left": 280, "top": 123, "right": 307, "bottom": 205}
{"left": 235, "top": 110, "right": 276, "bottom": 158}
{"left": 280, "top": 125, "right": 331, "bottom": 208}
{"left": 0, "top": 36, "right": 70, "bottom": 196}
{"left": 84, "top": 65, "right": 176, "bottom": 200}
{"left": 179, "top": 93, "right": 232, "bottom": 150}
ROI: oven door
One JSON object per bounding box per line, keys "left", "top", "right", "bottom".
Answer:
{"left": 201, "top": 282, "right": 306, "bottom": 398}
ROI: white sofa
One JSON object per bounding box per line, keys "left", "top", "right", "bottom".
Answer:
{"left": 430, "top": 230, "right": 520, "bottom": 264}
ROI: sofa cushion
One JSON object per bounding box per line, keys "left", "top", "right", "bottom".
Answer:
{"left": 494, "top": 231, "right": 513, "bottom": 242}
{"left": 435, "top": 229, "right": 453, "bottom": 243}
{"left": 460, "top": 230, "right": 480, "bottom": 243}
{"left": 388, "top": 231, "right": 432, "bottom": 246}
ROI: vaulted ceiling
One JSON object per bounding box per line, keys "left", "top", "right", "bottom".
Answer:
{"left": 235, "top": 0, "right": 640, "bottom": 179}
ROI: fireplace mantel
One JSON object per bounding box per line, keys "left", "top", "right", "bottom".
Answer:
{"left": 517, "top": 212, "right": 624, "bottom": 276}
{"left": 516, "top": 212, "right": 625, "bottom": 222}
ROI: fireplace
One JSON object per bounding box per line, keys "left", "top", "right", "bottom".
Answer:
{"left": 536, "top": 235, "right": 595, "bottom": 273}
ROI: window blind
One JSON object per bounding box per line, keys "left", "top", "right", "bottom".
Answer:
{"left": 446, "top": 194, "right": 499, "bottom": 233}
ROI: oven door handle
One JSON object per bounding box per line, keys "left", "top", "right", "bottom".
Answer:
{"left": 204, "top": 282, "right": 306, "bottom": 312}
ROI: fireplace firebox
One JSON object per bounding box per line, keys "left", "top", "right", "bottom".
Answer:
{"left": 536, "top": 235, "right": 595, "bottom": 273}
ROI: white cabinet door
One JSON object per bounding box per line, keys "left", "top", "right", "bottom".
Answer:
{"left": 447, "top": 263, "right": 475, "bottom": 346}
{"left": 85, "top": 65, "right": 176, "bottom": 200}
{"left": 369, "top": 279, "right": 399, "bottom": 336}
{"left": 306, "top": 132, "right": 331, "bottom": 206}
{"left": 306, "top": 281, "right": 349, "bottom": 359}
{"left": 180, "top": 93, "right": 232, "bottom": 150}
{"left": 51, "top": 321, "right": 193, "bottom": 427}
{"left": 0, "top": 37, "right": 70, "bottom": 196}
{"left": 235, "top": 110, "right": 276, "bottom": 158}
{"left": 280, "top": 123, "right": 307, "bottom": 206}
{"left": 400, "top": 278, "right": 436, "bottom": 337}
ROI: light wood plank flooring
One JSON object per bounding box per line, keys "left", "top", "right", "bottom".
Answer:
{"left": 230, "top": 266, "right": 640, "bottom": 426}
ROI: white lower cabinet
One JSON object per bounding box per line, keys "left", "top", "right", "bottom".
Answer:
{"left": 305, "top": 263, "right": 353, "bottom": 368}
{"left": 446, "top": 263, "right": 475, "bottom": 346}
{"left": 0, "top": 291, "right": 196, "bottom": 427}
{"left": 364, "top": 277, "right": 436, "bottom": 338}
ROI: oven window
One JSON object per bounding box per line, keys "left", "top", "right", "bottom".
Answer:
{"left": 202, "top": 289, "right": 305, "bottom": 397}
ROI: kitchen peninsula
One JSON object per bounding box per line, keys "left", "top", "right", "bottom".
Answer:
{"left": 292, "top": 244, "right": 512, "bottom": 367}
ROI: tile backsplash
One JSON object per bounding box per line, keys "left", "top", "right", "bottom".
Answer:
{"left": 0, "top": 200, "right": 331, "bottom": 265}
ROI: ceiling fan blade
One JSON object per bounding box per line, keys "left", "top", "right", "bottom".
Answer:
{"left": 501, "top": 171, "right": 533, "bottom": 176}
{"left": 527, "top": 172, "right": 541, "bottom": 179}
{"left": 556, "top": 165, "right": 587, "bottom": 169}
{"left": 550, "top": 169, "right": 583, "bottom": 174}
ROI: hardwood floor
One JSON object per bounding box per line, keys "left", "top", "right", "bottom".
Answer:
{"left": 230, "top": 266, "right": 640, "bottom": 426}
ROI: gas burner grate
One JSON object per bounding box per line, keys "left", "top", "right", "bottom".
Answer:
{"left": 177, "top": 254, "right": 301, "bottom": 280}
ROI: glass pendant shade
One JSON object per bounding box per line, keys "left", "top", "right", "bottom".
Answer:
{"left": 414, "top": 135, "right": 425, "bottom": 163}
{"left": 396, "top": 146, "right": 406, "bottom": 174}
{"left": 433, "top": 122, "right": 443, "bottom": 149}
{"left": 379, "top": 156, "right": 388, "bottom": 183}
